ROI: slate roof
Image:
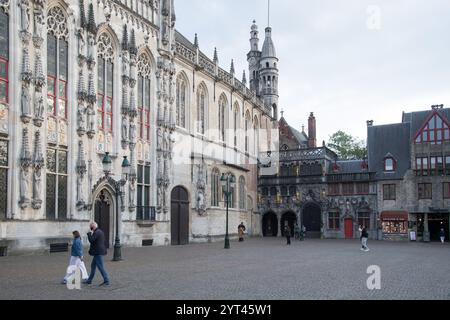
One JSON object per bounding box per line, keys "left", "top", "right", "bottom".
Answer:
{"left": 367, "top": 122, "right": 411, "bottom": 180}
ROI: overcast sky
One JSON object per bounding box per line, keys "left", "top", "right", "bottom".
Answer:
{"left": 175, "top": 0, "right": 450, "bottom": 143}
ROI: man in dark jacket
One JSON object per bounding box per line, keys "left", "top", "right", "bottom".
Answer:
{"left": 360, "top": 226, "right": 370, "bottom": 252}
{"left": 85, "top": 222, "right": 110, "bottom": 286}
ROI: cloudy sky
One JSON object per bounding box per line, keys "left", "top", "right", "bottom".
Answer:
{"left": 175, "top": 0, "right": 450, "bottom": 143}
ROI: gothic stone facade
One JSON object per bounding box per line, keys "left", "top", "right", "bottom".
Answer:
{"left": 0, "top": 0, "right": 278, "bottom": 254}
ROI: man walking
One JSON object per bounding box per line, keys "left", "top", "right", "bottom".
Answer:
{"left": 285, "top": 225, "right": 291, "bottom": 246}
{"left": 238, "top": 222, "right": 246, "bottom": 242}
{"left": 360, "top": 226, "right": 370, "bottom": 252}
{"left": 85, "top": 222, "right": 110, "bottom": 286}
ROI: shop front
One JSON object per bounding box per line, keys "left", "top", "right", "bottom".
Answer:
{"left": 380, "top": 211, "right": 409, "bottom": 241}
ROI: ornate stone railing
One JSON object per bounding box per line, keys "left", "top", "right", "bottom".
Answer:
{"left": 174, "top": 39, "right": 273, "bottom": 116}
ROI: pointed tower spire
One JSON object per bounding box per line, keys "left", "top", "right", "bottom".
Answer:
{"left": 230, "top": 59, "right": 235, "bottom": 75}
{"left": 79, "top": 0, "right": 87, "bottom": 29}
{"left": 21, "top": 48, "right": 32, "bottom": 83}
{"left": 34, "top": 52, "right": 45, "bottom": 88}
{"left": 76, "top": 140, "right": 87, "bottom": 174}
{"left": 213, "top": 47, "right": 218, "bottom": 64}
{"left": 129, "top": 29, "right": 137, "bottom": 55}
{"left": 87, "top": 3, "right": 97, "bottom": 34}
{"left": 122, "top": 24, "right": 129, "bottom": 51}
{"left": 194, "top": 33, "right": 199, "bottom": 48}
{"left": 242, "top": 70, "right": 247, "bottom": 86}
{"left": 78, "top": 72, "right": 87, "bottom": 101}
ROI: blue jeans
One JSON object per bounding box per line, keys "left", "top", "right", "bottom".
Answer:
{"left": 87, "top": 255, "right": 110, "bottom": 284}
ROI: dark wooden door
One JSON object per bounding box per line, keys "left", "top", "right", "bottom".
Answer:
{"left": 345, "top": 218, "right": 354, "bottom": 239}
{"left": 171, "top": 186, "right": 189, "bottom": 245}
{"left": 95, "top": 191, "right": 111, "bottom": 249}
{"left": 302, "top": 204, "right": 321, "bottom": 238}
{"left": 263, "top": 212, "right": 278, "bottom": 237}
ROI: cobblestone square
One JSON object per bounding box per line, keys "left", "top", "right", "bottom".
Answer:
{"left": 1, "top": 238, "right": 449, "bottom": 300}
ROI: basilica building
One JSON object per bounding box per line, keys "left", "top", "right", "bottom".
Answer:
{"left": 0, "top": 0, "right": 279, "bottom": 254}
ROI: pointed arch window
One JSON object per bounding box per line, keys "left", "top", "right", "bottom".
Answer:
{"left": 197, "top": 86, "right": 206, "bottom": 134}
{"left": 218, "top": 95, "right": 226, "bottom": 141}
{"left": 245, "top": 112, "right": 251, "bottom": 153}
{"left": 415, "top": 112, "right": 450, "bottom": 145}
{"left": 239, "top": 176, "right": 246, "bottom": 210}
{"left": 137, "top": 53, "right": 151, "bottom": 141}
{"left": 97, "top": 33, "right": 115, "bottom": 133}
{"left": 176, "top": 75, "right": 186, "bottom": 128}
{"left": 0, "top": 8, "right": 9, "bottom": 107}
{"left": 47, "top": 6, "right": 69, "bottom": 119}
{"left": 211, "top": 168, "right": 220, "bottom": 207}
{"left": 234, "top": 104, "right": 239, "bottom": 147}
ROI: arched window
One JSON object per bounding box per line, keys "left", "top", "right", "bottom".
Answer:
{"left": 46, "top": 6, "right": 69, "bottom": 221}
{"left": 239, "top": 176, "right": 246, "bottom": 210}
{"left": 47, "top": 6, "right": 69, "bottom": 120}
{"left": 0, "top": 7, "right": 8, "bottom": 108}
{"left": 137, "top": 53, "right": 151, "bottom": 141}
{"left": 97, "top": 32, "right": 115, "bottom": 133}
{"left": 234, "top": 103, "right": 240, "bottom": 148}
{"left": 176, "top": 75, "right": 187, "bottom": 128}
{"left": 211, "top": 168, "right": 220, "bottom": 207}
{"left": 245, "top": 111, "right": 251, "bottom": 153}
{"left": 197, "top": 85, "right": 207, "bottom": 134}
{"left": 218, "top": 94, "right": 227, "bottom": 141}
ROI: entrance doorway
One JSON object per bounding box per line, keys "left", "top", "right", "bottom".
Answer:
{"left": 344, "top": 218, "right": 354, "bottom": 239}
{"left": 262, "top": 212, "right": 278, "bottom": 237}
{"left": 429, "top": 214, "right": 449, "bottom": 242}
{"left": 94, "top": 190, "right": 112, "bottom": 249}
{"left": 281, "top": 211, "right": 297, "bottom": 237}
{"left": 171, "top": 186, "right": 189, "bottom": 245}
{"left": 302, "top": 203, "right": 322, "bottom": 238}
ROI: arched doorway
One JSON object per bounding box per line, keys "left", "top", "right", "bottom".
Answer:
{"left": 171, "top": 186, "right": 189, "bottom": 245}
{"left": 281, "top": 211, "right": 297, "bottom": 237}
{"left": 262, "top": 212, "right": 278, "bottom": 237}
{"left": 94, "top": 190, "right": 113, "bottom": 249}
{"left": 302, "top": 203, "right": 322, "bottom": 238}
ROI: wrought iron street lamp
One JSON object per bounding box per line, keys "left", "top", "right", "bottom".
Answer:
{"left": 221, "top": 173, "right": 236, "bottom": 249}
{"left": 102, "top": 153, "right": 130, "bottom": 261}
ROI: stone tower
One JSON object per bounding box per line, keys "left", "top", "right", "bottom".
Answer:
{"left": 247, "top": 20, "right": 261, "bottom": 95}
{"left": 259, "top": 25, "right": 279, "bottom": 120}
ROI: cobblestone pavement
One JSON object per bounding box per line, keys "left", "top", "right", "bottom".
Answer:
{"left": 1, "top": 238, "right": 450, "bottom": 300}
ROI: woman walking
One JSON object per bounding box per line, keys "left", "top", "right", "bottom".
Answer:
{"left": 238, "top": 222, "right": 246, "bottom": 242}
{"left": 62, "top": 231, "right": 88, "bottom": 284}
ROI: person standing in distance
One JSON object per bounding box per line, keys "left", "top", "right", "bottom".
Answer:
{"left": 85, "top": 222, "right": 110, "bottom": 286}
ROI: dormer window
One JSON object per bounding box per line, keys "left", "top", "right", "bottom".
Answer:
{"left": 414, "top": 112, "right": 450, "bottom": 145}
{"left": 384, "top": 157, "right": 396, "bottom": 172}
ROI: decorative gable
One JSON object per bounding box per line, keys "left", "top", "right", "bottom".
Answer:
{"left": 414, "top": 110, "right": 450, "bottom": 145}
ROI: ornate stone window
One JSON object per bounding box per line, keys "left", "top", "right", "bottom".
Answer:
{"left": 328, "top": 212, "right": 340, "bottom": 230}
{"left": 211, "top": 168, "right": 220, "bottom": 207}
{"left": 239, "top": 176, "right": 246, "bottom": 210}
{"left": 137, "top": 53, "right": 151, "bottom": 141}
{"left": 245, "top": 111, "right": 251, "bottom": 153}
{"left": 97, "top": 33, "right": 115, "bottom": 133}
{"left": 0, "top": 8, "right": 9, "bottom": 108}
{"left": 197, "top": 85, "right": 207, "bottom": 134}
{"left": 46, "top": 148, "right": 68, "bottom": 220}
{"left": 218, "top": 94, "right": 227, "bottom": 141}
{"left": 47, "top": 6, "right": 69, "bottom": 120}
{"left": 0, "top": 139, "right": 8, "bottom": 220}
{"left": 175, "top": 74, "right": 186, "bottom": 128}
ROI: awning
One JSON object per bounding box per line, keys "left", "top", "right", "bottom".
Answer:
{"left": 380, "top": 211, "right": 408, "bottom": 221}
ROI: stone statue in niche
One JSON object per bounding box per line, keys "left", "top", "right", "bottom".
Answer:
{"left": 77, "top": 107, "right": 85, "bottom": 130}
{"left": 32, "top": 168, "right": 42, "bottom": 209}
{"left": 157, "top": 185, "right": 163, "bottom": 209}
{"left": 21, "top": 85, "right": 31, "bottom": 121}
{"left": 129, "top": 122, "right": 136, "bottom": 144}
{"left": 122, "top": 116, "right": 129, "bottom": 142}
{"left": 77, "top": 29, "right": 85, "bottom": 58}
{"left": 157, "top": 128, "right": 163, "bottom": 150}
{"left": 20, "top": 0, "right": 30, "bottom": 32}
{"left": 19, "top": 166, "right": 30, "bottom": 208}
{"left": 33, "top": 5, "right": 44, "bottom": 39}
{"left": 195, "top": 163, "right": 207, "bottom": 215}
{"left": 34, "top": 94, "right": 44, "bottom": 120}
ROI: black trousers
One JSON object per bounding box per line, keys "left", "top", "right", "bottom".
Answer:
{"left": 286, "top": 236, "right": 291, "bottom": 245}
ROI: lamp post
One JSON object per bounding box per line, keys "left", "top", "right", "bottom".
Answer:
{"left": 102, "top": 152, "right": 130, "bottom": 262}
{"left": 221, "top": 173, "right": 236, "bottom": 249}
